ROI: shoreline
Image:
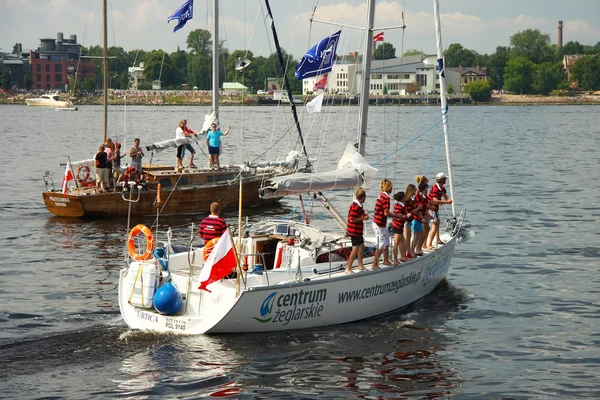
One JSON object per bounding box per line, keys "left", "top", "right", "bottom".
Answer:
{"left": 1, "top": 93, "right": 599, "bottom": 106}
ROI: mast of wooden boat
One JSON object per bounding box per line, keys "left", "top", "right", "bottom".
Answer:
{"left": 212, "top": 0, "right": 219, "bottom": 120}
{"left": 356, "top": 0, "right": 376, "bottom": 157}
{"left": 432, "top": 0, "right": 456, "bottom": 216}
{"left": 102, "top": 0, "right": 108, "bottom": 142}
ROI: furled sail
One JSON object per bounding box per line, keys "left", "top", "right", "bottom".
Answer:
{"left": 258, "top": 143, "right": 378, "bottom": 199}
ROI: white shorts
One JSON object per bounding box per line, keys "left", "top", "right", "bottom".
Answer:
{"left": 372, "top": 222, "right": 390, "bottom": 249}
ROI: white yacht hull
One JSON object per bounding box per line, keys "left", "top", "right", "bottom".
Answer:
{"left": 118, "top": 233, "right": 458, "bottom": 335}
{"left": 26, "top": 98, "right": 72, "bottom": 108}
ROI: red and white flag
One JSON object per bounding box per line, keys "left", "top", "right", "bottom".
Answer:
{"left": 373, "top": 32, "right": 384, "bottom": 43}
{"left": 62, "top": 162, "right": 74, "bottom": 197}
{"left": 198, "top": 229, "right": 238, "bottom": 292}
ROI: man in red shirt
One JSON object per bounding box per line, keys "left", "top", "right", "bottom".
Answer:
{"left": 426, "top": 172, "right": 453, "bottom": 248}
{"left": 372, "top": 179, "right": 397, "bottom": 270}
{"left": 199, "top": 202, "right": 227, "bottom": 241}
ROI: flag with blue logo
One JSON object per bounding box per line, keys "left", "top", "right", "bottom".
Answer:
{"left": 295, "top": 30, "right": 341, "bottom": 80}
{"left": 168, "top": 0, "right": 194, "bottom": 33}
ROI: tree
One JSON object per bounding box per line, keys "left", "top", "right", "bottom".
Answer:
{"left": 1, "top": 67, "right": 10, "bottom": 89}
{"left": 503, "top": 56, "right": 536, "bottom": 94}
{"left": 446, "top": 84, "right": 454, "bottom": 94}
{"left": 406, "top": 82, "right": 420, "bottom": 94}
{"left": 143, "top": 50, "right": 183, "bottom": 88}
{"left": 533, "top": 62, "right": 567, "bottom": 95}
{"left": 488, "top": 46, "right": 510, "bottom": 89}
{"left": 171, "top": 47, "right": 188, "bottom": 84}
{"left": 403, "top": 49, "right": 423, "bottom": 57}
{"left": 225, "top": 50, "right": 256, "bottom": 85}
{"left": 186, "top": 29, "right": 212, "bottom": 56}
{"left": 445, "top": 43, "right": 478, "bottom": 67}
{"left": 373, "top": 42, "right": 396, "bottom": 60}
{"left": 81, "top": 77, "right": 97, "bottom": 92}
{"left": 510, "top": 29, "right": 553, "bottom": 64}
{"left": 464, "top": 80, "right": 491, "bottom": 101}
{"left": 562, "top": 41, "right": 584, "bottom": 55}
{"left": 23, "top": 73, "right": 33, "bottom": 90}
{"left": 570, "top": 55, "right": 600, "bottom": 90}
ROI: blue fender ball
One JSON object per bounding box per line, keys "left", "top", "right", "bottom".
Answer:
{"left": 153, "top": 282, "right": 183, "bottom": 315}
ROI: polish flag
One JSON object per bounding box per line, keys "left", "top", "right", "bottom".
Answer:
{"left": 62, "top": 162, "right": 74, "bottom": 197}
{"left": 373, "top": 32, "right": 384, "bottom": 43}
{"left": 198, "top": 229, "right": 238, "bottom": 292}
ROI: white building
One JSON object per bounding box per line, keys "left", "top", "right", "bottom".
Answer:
{"left": 128, "top": 62, "right": 147, "bottom": 90}
{"left": 302, "top": 54, "right": 461, "bottom": 96}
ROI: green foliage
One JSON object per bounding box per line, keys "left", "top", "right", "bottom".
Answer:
{"left": 170, "top": 47, "right": 188, "bottom": 83}
{"left": 225, "top": 50, "right": 256, "bottom": 85}
{"left": 487, "top": 46, "right": 510, "bottom": 89}
{"left": 503, "top": 56, "right": 536, "bottom": 94}
{"left": 402, "top": 49, "right": 423, "bottom": 57}
{"left": 186, "top": 29, "right": 212, "bottom": 56}
{"left": 510, "top": 29, "right": 553, "bottom": 64}
{"left": 81, "top": 76, "right": 97, "bottom": 92}
{"left": 1, "top": 67, "right": 10, "bottom": 89}
{"left": 445, "top": 43, "right": 478, "bottom": 67}
{"left": 143, "top": 50, "right": 183, "bottom": 88}
{"left": 138, "top": 82, "right": 152, "bottom": 90}
{"left": 533, "top": 62, "right": 566, "bottom": 95}
{"left": 570, "top": 55, "right": 600, "bottom": 90}
{"left": 446, "top": 84, "right": 454, "bottom": 94}
{"left": 23, "top": 73, "right": 33, "bottom": 90}
{"left": 562, "top": 41, "right": 585, "bottom": 55}
{"left": 373, "top": 43, "right": 396, "bottom": 60}
{"left": 464, "top": 80, "right": 491, "bottom": 101}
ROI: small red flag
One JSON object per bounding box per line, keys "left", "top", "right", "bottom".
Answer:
{"left": 198, "top": 230, "right": 238, "bottom": 292}
{"left": 373, "top": 32, "right": 384, "bottom": 43}
{"left": 62, "top": 163, "right": 74, "bottom": 197}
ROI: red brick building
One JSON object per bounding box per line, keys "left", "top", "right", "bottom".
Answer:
{"left": 29, "top": 32, "right": 95, "bottom": 91}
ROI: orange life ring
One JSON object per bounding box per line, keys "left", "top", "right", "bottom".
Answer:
{"left": 127, "top": 224, "right": 155, "bottom": 261}
{"left": 75, "top": 165, "right": 90, "bottom": 184}
{"left": 124, "top": 166, "right": 141, "bottom": 184}
{"left": 203, "top": 237, "right": 220, "bottom": 261}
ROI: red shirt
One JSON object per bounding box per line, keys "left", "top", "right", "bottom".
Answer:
{"left": 391, "top": 202, "right": 406, "bottom": 230}
{"left": 347, "top": 200, "right": 366, "bottom": 237}
{"left": 199, "top": 215, "right": 227, "bottom": 240}
{"left": 427, "top": 182, "right": 447, "bottom": 211}
{"left": 373, "top": 192, "right": 390, "bottom": 227}
{"left": 413, "top": 192, "right": 428, "bottom": 222}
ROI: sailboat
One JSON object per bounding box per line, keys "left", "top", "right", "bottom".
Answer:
{"left": 117, "top": 0, "right": 470, "bottom": 334}
{"left": 40, "top": 0, "right": 300, "bottom": 218}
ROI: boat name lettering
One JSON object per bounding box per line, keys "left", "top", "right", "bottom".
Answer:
{"left": 165, "top": 317, "right": 187, "bottom": 331}
{"left": 421, "top": 251, "right": 451, "bottom": 285}
{"left": 338, "top": 270, "right": 422, "bottom": 303}
{"left": 252, "top": 288, "right": 327, "bottom": 325}
{"left": 136, "top": 310, "right": 159, "bottom": 323}
{"left": 49, "top": 197, "right": 70, "bottom": 203}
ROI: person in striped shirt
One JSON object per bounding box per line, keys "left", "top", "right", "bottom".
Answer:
{"left": 426, "top": 172, "right": 453, "bottom": 249}
{"left": 345, "top": 188, "right": 369, "bottom": 274}
{"left": 372, "top": 179, "right": 397, "bottom": 270}
{"left": 199, "top": 202, "right": 228, "bottom": 241}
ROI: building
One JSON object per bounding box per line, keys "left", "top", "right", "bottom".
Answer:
{"left": 128, "top": 63, "right": 148, "bottom": 89}
{"left": 446, "top": 64, "right": 489, "bottom": 93}
{"left": 0, "top": 44, "right": 30, "bottom": 89}
{"left": 301, "top": 54, "right": 464, "bottom": 96}
{"left": 29, "top": 32, "right": 95, "bottom": 91}
{"left": 222, "top": 82, "right": 248, "bottom": 94}
{"left": 563, "top": 54, "right": 582, "bottom": 81}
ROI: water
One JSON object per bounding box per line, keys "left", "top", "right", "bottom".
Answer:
{"left": 1, "top": 104, "right": 599, "bottom": 399}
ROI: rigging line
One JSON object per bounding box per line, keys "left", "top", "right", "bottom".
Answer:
{"left": 373, "top": 118, "right": 443, "bottom": 166}
{"left": 250, "top": 122, "right": 296, "bottom": 164}
{"left": 394, "top": 0, "right": 407, "bottom": 179}
{"left": 425, "top": 134, "right": 446, "bottom": 176}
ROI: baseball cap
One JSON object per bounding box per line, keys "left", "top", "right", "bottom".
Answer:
{"left": 436, "top": 172, "right": 447, "bottom": 180}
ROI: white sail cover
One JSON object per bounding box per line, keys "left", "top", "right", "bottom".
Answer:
{"left": 259, "top": 143, "right": 378, "bottom": 198}
{"left": 145, "top": 134, "right": 204, "bottom": 153}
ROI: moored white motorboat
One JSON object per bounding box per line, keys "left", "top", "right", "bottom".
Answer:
{"left": 26, "top": 92, "right": 74, "bottom": 108}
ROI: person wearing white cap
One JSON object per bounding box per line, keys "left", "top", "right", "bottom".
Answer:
{"left": 425, "top": 172, "right": 453, "bottom": 248}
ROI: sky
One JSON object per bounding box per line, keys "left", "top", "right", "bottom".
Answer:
{"left": 1, "top": 0, "right": 599, "bottom": 60}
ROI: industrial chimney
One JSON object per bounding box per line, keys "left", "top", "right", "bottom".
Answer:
{"left": 558, "top": 21, "right": 563, "bottom": 47}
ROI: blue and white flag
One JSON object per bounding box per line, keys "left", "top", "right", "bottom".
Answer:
{"left": 295, "top": 30, "right": 341, "bottom": 80}
{"left": 168, "top": 0, "right": 194, "bottom": 33}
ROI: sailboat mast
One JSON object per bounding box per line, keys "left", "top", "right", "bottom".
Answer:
{"left": 432, "top": 0, "right": 456, "bottom": 216}
{"left": 102, "top": 0, "right": 108, "bottom": 142}
{"left": 264, "top": 0, "right": 311, "bottom": 169}
{"left": 357, "top": 0, "right": 376, "bottom": 157}
{"left": 212, "top": 0, "right": 219, "bottom": 117}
